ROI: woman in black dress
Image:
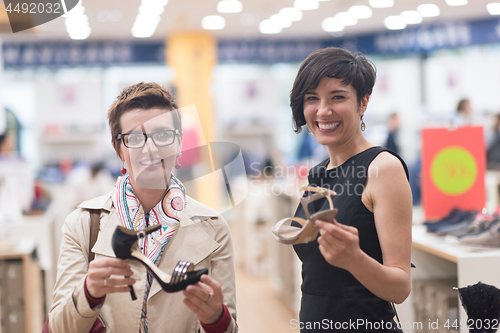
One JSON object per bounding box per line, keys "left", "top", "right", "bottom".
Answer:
{"left": 289, "top": 47, "right": 412, "bottom": 332}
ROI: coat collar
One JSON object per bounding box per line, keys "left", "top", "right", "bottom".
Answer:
{"left": 83, "top": 192, "right": 221, "bottom": 299}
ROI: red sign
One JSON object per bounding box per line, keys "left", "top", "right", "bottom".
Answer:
{"left": 422, "top": 126, "right": 485, "bottom": 219}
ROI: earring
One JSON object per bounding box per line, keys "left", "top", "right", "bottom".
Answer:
{"left": 360, "top": 116, "right": 366, "bottom": 131}
{"left": 175, "top": 153, "right": 182, "bottom": 170}
{"left": 120, "top": 162, "right": 127, "bottom": 175}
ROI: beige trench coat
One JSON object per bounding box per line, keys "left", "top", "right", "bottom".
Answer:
{"left": 49, "top": 191, "right": 237, "bottom": 333}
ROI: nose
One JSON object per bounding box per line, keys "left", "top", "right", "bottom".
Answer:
{"left": 142, "top": 135, "right": 159, "bottom": 153}
{"left": 317, "top": 98, "right": 332, "bottom": 117}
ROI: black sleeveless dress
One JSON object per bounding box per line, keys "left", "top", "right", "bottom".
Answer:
{"left": 293, "top": 146, "right": 409, "bottom": 333}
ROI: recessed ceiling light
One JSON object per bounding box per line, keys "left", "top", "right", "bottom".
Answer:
{"left": 348, "top": 5, "right": 372, "bottom": 19}
{"left": 97, "top": 10, "right": 108, "bottom": 22}
{"left": 417, "top": 4, "right": 440, "bottom": 17}
{"left": 384, "top": 15, "right": 406, "bottom": 30}
{"left": 445, "top": 0, "right": 468, "bottom": 6}
{"left": 322, "top": 17, "right": 344, "bottom": 32}
{"left": 64, "top": 3, "right": 91, "bottom": 40}
{"left": 279, "top": 7, "right": 303, "bottom": 21}
{"left": 240, "top": 13, "right": 256, "bottom": 26}
{"left": 487, "top": 2, "right": 500, "bottom": 15}
{"left": 400, "top": 10, "right": 422, "bottom": 24}
{"left": 294, "top": 0, "right": 319, "bottom": 11}
{"left": 131, "top": 0, "right": 168, "bottom": 38}
{"left": 369, "top": 0, "right": 394, "bottom": 9}
{"left": 259, "top": 19, "right": 282, "bottom": 34}
{"left": 335, "top": 12, "right": 358, "bottom": 26}
{"left": 108, "top": 9, "right": 123, "bottom": 22}
{"left": 270, "top": 14, "right": 292, "bottom": 28}
{"left": 217, "top": 0, "right": 243, "bottom": 14}
{"left": 201, "top": 15, "right": 226, "bottom": 30}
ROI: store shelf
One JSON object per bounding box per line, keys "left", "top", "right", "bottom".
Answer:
{"left": 407, "top": 224, "right": 500, "bottom": 333}
{"left": 412, "top": 225, "right": 500, "bottom": 263}
{"left": 0, "top": 239, "right": 44, "bottom": 333}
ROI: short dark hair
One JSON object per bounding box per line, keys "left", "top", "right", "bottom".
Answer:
{"left": 456, "top": 98, "right": 470, "bottom": 114}
{"left": 107, "top": 82, "right": 181, "bottom": 158}
{"left": 290, "top": 47, "right": 376, "bottom": 133}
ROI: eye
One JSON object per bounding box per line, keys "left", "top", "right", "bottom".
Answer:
{"left": 153, "top": 130, "right": 174, "bottom": 143}
{"left": 305, "top": 95, "right": 318, "bottom": 101}
{"left": 127, "top": 133, "right": 143, "bottom": 145}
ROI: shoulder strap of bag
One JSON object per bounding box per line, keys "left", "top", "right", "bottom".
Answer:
{"left": 89, "top": 209, "right": 101, "bottom": 262}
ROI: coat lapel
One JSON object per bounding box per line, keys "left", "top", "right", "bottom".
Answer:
{"left": 148, "top": 200, "right": 220, "bottom": 299}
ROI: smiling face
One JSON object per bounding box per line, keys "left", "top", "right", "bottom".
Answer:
{"left": 303, "top": 76, "right": 368, "bottom": 149}
{"left": 119, "top": 108, "right": 182, "bottom": 190}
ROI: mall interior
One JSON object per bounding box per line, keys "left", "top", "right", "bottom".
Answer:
{"left": 1, "top": 0, "right": 500, "bottom": 332}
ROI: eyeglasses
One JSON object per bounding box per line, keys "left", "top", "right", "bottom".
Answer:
{"left": 116, "top": 129, "right": 180, "bottom": 149}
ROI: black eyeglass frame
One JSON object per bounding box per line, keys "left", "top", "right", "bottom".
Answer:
{"left": 116, "top": 129, "right": 181, "bottom": 149}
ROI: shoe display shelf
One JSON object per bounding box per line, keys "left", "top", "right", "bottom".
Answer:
{"left": 1, "top": 212, "right": 57, "bottom": 326}
{"left": 0, "top": 238, "right": 44, "bottom": 333}
{"left": 396, "top": 223, "right": 500, "bottom": 333}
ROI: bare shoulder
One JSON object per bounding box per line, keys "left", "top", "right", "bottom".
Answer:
{"left": 368, "top": 151, "right": 407, "bottom": 180}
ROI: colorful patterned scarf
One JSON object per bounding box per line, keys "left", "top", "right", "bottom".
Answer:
{"left": 113, "top": 174, "right": 186, "bottom": 333}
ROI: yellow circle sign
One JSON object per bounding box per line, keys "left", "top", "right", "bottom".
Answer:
{"left": 431, "top": 146, "right": 477, "bottom": 195}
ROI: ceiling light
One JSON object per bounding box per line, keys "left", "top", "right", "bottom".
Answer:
{"left": 64, "top": 3, "right": 91, "bottom": 40}
{"left": 270, "top": 14, "right": 292, "bottom": 28}
{"left": 348, "top": 5, "right": 373, "bottom": 19}
{"left": 417, "top": 4, "right": 440, "bottom": 17}
{"left": 202, "top": 15, "right": 226, "bottom": 30}
{"left": 487, "top": 2, "right": 500, "bottom": 15}
{"left": 335, "top": 12, "right": 357, "bottom": 26}
{"left": 322, "top": 17, "right": 344, "bottom": 32}
{"left": 384, "top": 15, "right": 406, "bottom": 30}
{"left": 97, "top": 10, "right": 108, "bottom": 22}
{"left": 217, "top": 0, "right": 243, "bottom": 13}
{"left": 240, "top": 13, "right": 256, "bottom": 26}
{"left": 139, "top": 3, "right": 165, "bottom": 16}
{"left": 400, "top": 10, "right": 422, "bottom": 24}
{"left": 259, "top": 19, "right": 282, "bottom": 34}
{"left": 293, "top": 0, "right": 319, "bottom": 11}
{"left": 142, "top": 0, "right": 168, "bottom": 6}
{"left": 132, "top": 24, "right": 156, "bottom": 38}
{"left": 132, "top": 0, "right": 168, "bottom": 38}
{"left": 108, "top": 9, "right": 123, "bottom": 22}
{"left": 369, "top": 0, "right": 394, "bottom": 9}
{"left": 279, "top": 7, "right": 303, "bottom": 21}
{"left": 445, "top": 0, "right": 468, "bottom": 5}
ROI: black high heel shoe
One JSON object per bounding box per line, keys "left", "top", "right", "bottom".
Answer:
{"left": 112, "top": 224, "right": 208, "bottom": 300}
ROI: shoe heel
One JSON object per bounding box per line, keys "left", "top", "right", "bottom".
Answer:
{"left": 112, "top": 225, "right": 161, "bottom": 259}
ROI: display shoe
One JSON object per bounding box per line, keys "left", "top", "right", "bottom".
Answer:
{"left": 455, "top": 214, "right": 498, "bottom": 238}
{"left": 112, "top": 225, "right": 208, "bottom": 299}
{"left": 458, "top": 220, "right": 500, "bottom": 248}
{"left": 271, "top": 186, "right": 338, "bottom": 245}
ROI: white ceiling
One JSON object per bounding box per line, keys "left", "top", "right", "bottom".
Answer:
{"left": 3, "top": 0, "right": 499, "bottom": 42}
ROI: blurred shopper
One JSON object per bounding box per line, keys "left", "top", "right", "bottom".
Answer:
{"left": 48, "top": 82, "right": 237, "bottom": 333}
{"left": 487, "top": 113, "right": 500, "bottom": 170}
{"left": 454, "top": 98, "right": 473, "bottom": 126}
{"left": 65, "top": 162, "right": 116, "bottom": 208}
{"left": 384, "top": 112, "right": 400, "bottom": 155}
{"left": 289, "top": 47, "right": 412, "bottom": 332}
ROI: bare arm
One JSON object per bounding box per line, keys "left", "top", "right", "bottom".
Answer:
{"left": 316, "top": 152, "right": 412, "bottom": 304}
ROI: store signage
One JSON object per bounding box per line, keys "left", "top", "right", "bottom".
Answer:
{"left": 3, "top": 42, "right": 164, "bottom": 67}
{"left": 421, "top": 126, "right": 486, "bottom": 219}
{"left": 3, "top": 17, "right": 500, "bottom": 67}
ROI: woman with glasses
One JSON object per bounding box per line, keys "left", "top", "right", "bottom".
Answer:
{"left": 48, "top": 82, "right": 237, "bottom": 333}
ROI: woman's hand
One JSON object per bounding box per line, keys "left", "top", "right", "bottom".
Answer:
{"left": 183, "top": 275, "right": 224, "bottom": 325}
{"left": 316, "top": 219, "right": 365, "bottom": 271}
{"left": 86, "top": 258, "right": 136, "bottom": 298}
